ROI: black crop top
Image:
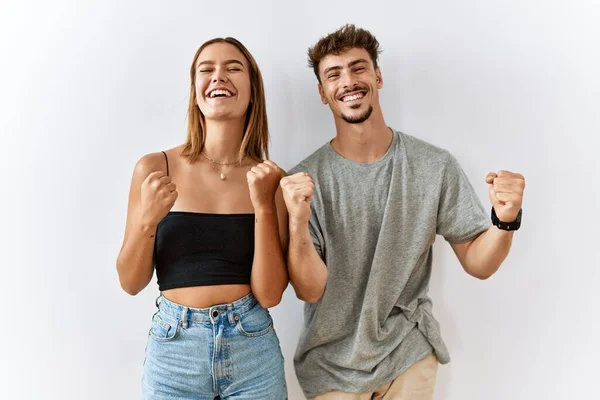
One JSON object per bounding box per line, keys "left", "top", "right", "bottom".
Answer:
{"left": 153, "top": 151, "right": 255, "bottom": 291}
{"left": 154, "top": 212, "right": 255, "bottom": 291}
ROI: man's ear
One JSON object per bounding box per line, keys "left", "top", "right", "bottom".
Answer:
{"left": 375, "top": 67, "right": 383, "bottom": 89}
{"left": 318, "top": 84, "right": 328, "bottom": 104}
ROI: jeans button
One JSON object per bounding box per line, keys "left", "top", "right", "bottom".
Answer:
{"left": 211, "top": 310, "right": 219, "bottom": 319}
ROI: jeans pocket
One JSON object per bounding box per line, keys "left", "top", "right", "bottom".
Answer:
{"left": 235, "top": 306, "right": 274, "bottom": 337}
{"left": 148, "top": 313, "right": 180, "bottom": 342}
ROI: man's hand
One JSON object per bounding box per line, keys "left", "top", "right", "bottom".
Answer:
{"left": 486, "top": 170, "right": 526, "bottom": 222}
{"left": 280, "top": 172, "right": 314, "bottom": 225}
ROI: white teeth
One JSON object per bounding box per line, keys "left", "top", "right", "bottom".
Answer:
{"left": 209, "top": 89, "right": 233, "bottom": 98}
{"left": 342, "top": 93, "right": 364, "bottom": 102}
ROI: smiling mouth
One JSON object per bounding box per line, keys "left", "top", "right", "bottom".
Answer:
{"left": 207, "top": 89, "right": 235, "bottom": 99}
{"left": 340, "top": 91, "right": 366, "bottom": 103}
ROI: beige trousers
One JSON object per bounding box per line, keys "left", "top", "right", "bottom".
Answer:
{"left": 311, "top": 353, "right": 439, "bottom": 400}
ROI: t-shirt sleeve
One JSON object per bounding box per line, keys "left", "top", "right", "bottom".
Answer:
{"left": 308, "top": 212, "right": 325, "bottom": 260}
{"left": 437, "top": 154, "right": 490, "bottom": 243}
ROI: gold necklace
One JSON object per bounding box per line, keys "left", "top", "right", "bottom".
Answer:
{"left": 201, "top": 152, "right": 240, "bottom": 165}
{"left": 201, "top": 152, "right": 245, "bottom": 180}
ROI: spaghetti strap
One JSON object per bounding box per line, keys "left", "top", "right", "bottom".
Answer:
{"left": 161, "top": 151, "right": 169, "bottom": 176}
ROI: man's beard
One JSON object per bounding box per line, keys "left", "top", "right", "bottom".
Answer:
{"left": 341, "top": 105, "right": 373, "bottom": 124}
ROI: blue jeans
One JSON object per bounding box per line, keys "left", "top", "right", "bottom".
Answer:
{"left": 142, "top": 293, "right": 287, "bottom": 399}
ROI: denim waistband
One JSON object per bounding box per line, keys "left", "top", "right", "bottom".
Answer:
{"left": 156, "top": 292, "right": 258, "bottom": 327}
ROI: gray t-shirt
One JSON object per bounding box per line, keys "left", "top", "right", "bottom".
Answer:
{"left": 288, "top": 129, "right": 490, "bottom": 398}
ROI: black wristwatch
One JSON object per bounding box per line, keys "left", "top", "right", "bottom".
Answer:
{"left": 491, "top": 207, "right": 522, "bottom": 231}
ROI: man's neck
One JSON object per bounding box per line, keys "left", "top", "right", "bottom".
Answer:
{"left": 331, "top": 109, "right": 392, "bottom": 163}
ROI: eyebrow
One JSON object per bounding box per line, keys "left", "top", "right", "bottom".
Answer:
{"left": 323, "top": 58, "right": 370, "bottom": 76}
{"left": 196, "top": 59, "right": 245, "bottom": 69}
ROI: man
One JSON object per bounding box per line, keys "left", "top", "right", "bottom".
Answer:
{"left": 280, "top": 24, "right": 526, "bottom": 400}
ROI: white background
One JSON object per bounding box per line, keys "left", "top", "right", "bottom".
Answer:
{"left": 1, "top": 0, "right": 599, "bottom": 399}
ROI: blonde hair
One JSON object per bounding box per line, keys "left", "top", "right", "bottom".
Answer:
{"left": 182, "top": 37, "right": 269, "bottom": 162}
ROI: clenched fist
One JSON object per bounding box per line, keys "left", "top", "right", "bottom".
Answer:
{"left": 280, "top": 172, "right": 314, "bottom": 225}
{"left": 140, "top": 171, "right": 178, "bottom": 227}
{"left": 246, "top": 160, "right": 285, "bottom": 210}
{"left": 486, "top": 170, "right": 526, "bottom": 222}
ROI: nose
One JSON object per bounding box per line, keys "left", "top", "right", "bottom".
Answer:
{"left": 340, "top": 71, "right": 357, "bottom": 89}
{"left": 212, "top": 69, "right": 229, "bottom": 83}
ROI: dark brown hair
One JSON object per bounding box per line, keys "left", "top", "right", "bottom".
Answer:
{"left": 308, "top": 24, "right": 382, "bottom": 82}
{"left": 182, "top": 37, "right": 269, "bottom": 163}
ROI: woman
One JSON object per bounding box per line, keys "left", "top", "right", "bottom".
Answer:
{"left": 116, "top": 37, "right": 289, "bottom": 399}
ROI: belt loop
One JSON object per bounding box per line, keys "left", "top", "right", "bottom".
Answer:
{"left": 227, "top": 303, "right": 235, "bottom": 325}
{"left": 180, "top": 306, "right": 189, "bottom": 329}
{"left": 155, "top": 293, "right": 162, "bottom": 308}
